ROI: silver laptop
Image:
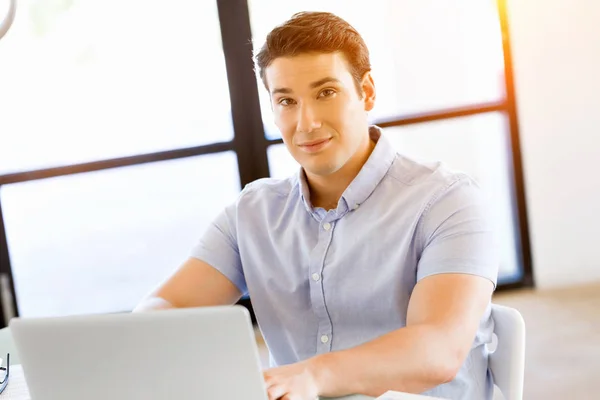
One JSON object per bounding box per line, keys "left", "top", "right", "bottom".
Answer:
{"left": 9, "top": 305, "right": 269, "bottom": 400}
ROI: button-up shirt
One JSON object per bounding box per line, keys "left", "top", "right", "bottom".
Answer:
{"left": 192, "top": 126, "right": 498, "bottom": 399}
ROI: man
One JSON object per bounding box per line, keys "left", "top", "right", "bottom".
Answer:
{"left": 135, "top": 11, "right": 498, "bottom": 400}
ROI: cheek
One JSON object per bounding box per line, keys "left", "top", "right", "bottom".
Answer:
{"left": 274, "top": 114, "right": 296, "bottom": 147}
{"left": 342, "top": 103, "right": 367, "bottom": 136}
{"left": 274, "top": 110, "right": 294, "bottom": 131}
{"left": 276, "top": 112, "right": 302, "bottom": 147}
{"left": 329, "top": 101, "right": 366, "bottom": 147}
{"left": 327, "top": 96, "right": 359, "bottom": 122}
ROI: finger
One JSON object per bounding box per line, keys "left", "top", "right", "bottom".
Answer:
{"left": 280, "top": 394, "right": 303, "bottom": 400}
{"left": 263, "top": 371, "right": 280, "bottom": 388}
{"left": 267, "top": 384, "right": 287, "bottom": 400}
{"left": 263, "top": 374, "right": 275, "bottom": 387}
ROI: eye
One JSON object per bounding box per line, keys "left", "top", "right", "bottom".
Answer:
{"left": 278, "top": 98, "right": 296, "bottom": 106}
{"left": 318, "top": 89, "right": 336, "bottom": 98}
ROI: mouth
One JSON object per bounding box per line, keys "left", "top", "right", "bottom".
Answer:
{"left": 297, "top": 138, "right": 332, "bottom": 153}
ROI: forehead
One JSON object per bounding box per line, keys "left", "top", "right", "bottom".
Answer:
{"left": 265, "top": 52, "right": 354, "bottom": 93}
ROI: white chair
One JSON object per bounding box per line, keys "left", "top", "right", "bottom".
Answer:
{"left": 0, "top": 327, "right": 20, "bottom": 365}
{"left": 489, "top": 304, "right": 526, "bottom": 400}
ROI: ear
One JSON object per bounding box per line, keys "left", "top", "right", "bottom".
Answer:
{"left": 361, "top": 71, "right": 376, "bottom": 112}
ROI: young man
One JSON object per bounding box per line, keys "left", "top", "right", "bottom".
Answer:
{"left": 135, "top": 11, "right": 498, "bottom": 400}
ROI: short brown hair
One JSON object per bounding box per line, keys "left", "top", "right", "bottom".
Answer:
{"left": 255, "top": 11, "right": 371, "bottom": 95}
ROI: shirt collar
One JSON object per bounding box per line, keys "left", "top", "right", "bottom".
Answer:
{"left": 295, "top": 125, "right": 397, "bottom": 214}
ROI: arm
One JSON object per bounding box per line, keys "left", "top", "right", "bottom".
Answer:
{"left": 264, "top": 274, "right": 493, "bottom": 400}
{"left": 310, "top": 273, "right": 493, "bottom": 397}
{"left": 133, "top": 257, "right": 243, "bottom": 312}
{"left": 134, "top": 203, "right": 245, "bottom": 312}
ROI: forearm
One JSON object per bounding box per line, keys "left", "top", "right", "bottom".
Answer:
{"left": 311, "top": 324, "right": 462, "bottom": 398}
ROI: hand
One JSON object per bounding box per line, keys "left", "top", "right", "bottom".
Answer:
{"left": 263, "top": 359, "right": 320, "bottom": 400}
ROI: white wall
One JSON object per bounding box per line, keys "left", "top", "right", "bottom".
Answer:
{"left": 506, "top": 0, "right": 600, "bottom": 288}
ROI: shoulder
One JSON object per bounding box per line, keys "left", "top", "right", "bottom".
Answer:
{"left": 386, "top": 152, "right": 478, "bottom": 200}
{"left": 387, "top": 156, "right": 491, "bottom": 240}
{"left": 235, "top": 175, "right": 298, "bottom": 208}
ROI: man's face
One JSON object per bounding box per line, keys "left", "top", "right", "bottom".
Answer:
{"left": 264, "top": 52, "right": 375, "bottom": 177}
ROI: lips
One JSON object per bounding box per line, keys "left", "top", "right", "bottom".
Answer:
{"left": 297, "top": 138, "right": 332, "bottom": 153}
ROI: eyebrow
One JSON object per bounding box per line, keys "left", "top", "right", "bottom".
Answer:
{"left": 271, "top": 77, "right": 342, "bottom": 95}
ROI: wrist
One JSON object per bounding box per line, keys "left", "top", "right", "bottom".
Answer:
{"left": 307, "top": 351, "right": 339, "bottom": 397}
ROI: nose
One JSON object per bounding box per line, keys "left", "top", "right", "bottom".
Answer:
{"left": 296, "top": 103, "right": 321, "bottom": 133}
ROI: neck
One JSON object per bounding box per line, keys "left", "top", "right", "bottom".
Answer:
{"left": 306, "top": 133, "right": 375, "bottom": 210}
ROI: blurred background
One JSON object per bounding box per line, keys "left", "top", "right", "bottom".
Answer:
{"left": 0, "top": 0, "right": 598, "bottom": 398}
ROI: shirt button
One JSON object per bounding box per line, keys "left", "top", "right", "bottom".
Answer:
{"left": 323, "top": 222, "right": 332, "bottom": 231}
{"left": 312, "top": 273, "right": 320, "bottom": 282}
{"left": 353, "top": 204, "right": 360, "bottom": 210}
{"left": 320, "top": 335, "right": 329, "bottom": 344}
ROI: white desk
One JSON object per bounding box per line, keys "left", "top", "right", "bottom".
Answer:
{"left": 1, "top": 365, "right": 29, "bottom": 399}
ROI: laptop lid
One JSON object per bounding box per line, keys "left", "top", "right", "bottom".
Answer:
{"left": 9, "top": 305, "right": 268, "bottom": 400}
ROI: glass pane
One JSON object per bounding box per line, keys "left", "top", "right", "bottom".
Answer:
{"left": 0, "top": 0, "right": 233, "bottom": 174}
{"left": 1, "top": 153, "right": 241, "bottom": 317}
{"left": 267, "top": 144, "right": 300, "bottom": 179}
{"left": 383, "top": 113, "right": 523, "bottom": 282}
{"left": 249, "top": 0, "right": 505, "bottom": 139}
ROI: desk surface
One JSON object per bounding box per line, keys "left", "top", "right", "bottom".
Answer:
{"left": 2, "top": 365, "right": 29, "bottom": 399}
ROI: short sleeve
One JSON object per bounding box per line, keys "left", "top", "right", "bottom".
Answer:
{"left": 190, "top": 202, "right": 248, "bottom": 295}
{"left": 416, "top": 175, "right": 499, "bottom": 288}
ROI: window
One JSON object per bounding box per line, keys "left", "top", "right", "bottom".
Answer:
{"left": 2, "top": 153, "right": 240, "bottom": 317}
{"left": 0, "top": 0, "right": 242, "bottom": 321}
{"left": 0, "top": 0, "right": 232, "bottom": 175}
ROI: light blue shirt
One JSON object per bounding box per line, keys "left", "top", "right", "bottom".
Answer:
{"left": 192, "top": 126, "right": 498, "bottom": 399}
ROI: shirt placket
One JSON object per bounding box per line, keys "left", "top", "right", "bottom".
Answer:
{"left": 309, "top": 215, "right": 336, "bottom": 355}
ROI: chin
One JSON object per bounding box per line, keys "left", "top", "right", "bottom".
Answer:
{"left": 303, "top": 161, "right": 343, "bottom": 177}
{"left": 296, "top": 150, "right": 345, "bottom": 176}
